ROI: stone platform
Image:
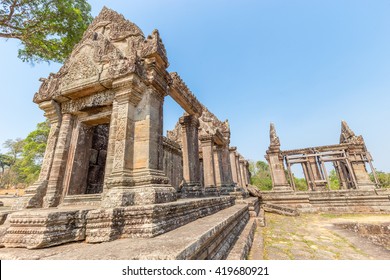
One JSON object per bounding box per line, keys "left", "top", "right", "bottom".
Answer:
{"left": 0, "top": 196, "right": 235, "bottom": 249}
{"left": 261, "top": 189, "right": 390, "bottom": 213}
{"left": 0, "top": 201, "right": 253, "bottom": 259}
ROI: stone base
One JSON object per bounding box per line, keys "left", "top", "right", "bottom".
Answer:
{"left": 272, "top": 185, "right": 293, "bottom": 192}
{"left": 219, "top": 184, "right": 236, "bottom": 195}
{"left": 86, "top": 196, "right": 235, "bottom": 242}
{"left": 0, "top": 202, "right": 249, "bottom": 260}
{"left": 12, "top": 181, "right": 48, "bottom": 210}
{"left": 1, "top": 208, "right": 90, "bottom": 249}
{"left": 204, "top": 187, "right": 220, "bottom": 196}
{"left": 261, "top": 189, "right": 390, "bottom": 213}
{"left": 180, "top": 183, "right": 204, "bottom": 198}
{"left": 356, "top": 184, "right": 377, "bottom": 191}
{"left": 102, "top": 185, "right": 177, "bottom": 207}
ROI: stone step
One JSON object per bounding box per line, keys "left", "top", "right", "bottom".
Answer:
{"left": 0, "top": 202, "right": 249, "bottom": 259}
{"left": 247, "top": 219, "right": 265, "bottom": 260}
{"left": 226, "top": 217, "right": 257, "bottom": 260}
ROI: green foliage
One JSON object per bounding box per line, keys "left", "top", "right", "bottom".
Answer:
{"left": 249, "top": 160, "right": 273, "bottom": 191}
{"left": 17, "top": 120, "right": 50, "bottom": 184}
{"left": 0, "top": 0, "right": 93, "bottom": 63}
{"left": 328, "top": 169, "right": 341, "bottom": 190}
{"left": 0, "top": 138, "right": 24, "bottom": 187}
{"left": 0, "top": 121, "right": 49, "bottom": 188}
{"left": 293, "top": 177, "right": 307, "bottom": 191}
{"left": 371, "top": 171, "right": 390, "bottom": 188}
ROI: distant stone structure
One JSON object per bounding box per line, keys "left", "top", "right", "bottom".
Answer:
{"left": 0, "top": 7, "right": 253, "bottom": 253}
{"left": 266, "top": 121, "right": 379, "bottom": 191}
{"left": 263, "top": 122, "right": 390, "bottom": 213}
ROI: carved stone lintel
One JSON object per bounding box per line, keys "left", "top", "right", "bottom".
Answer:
{"left": 169, "top": 72, "right": 203, "bottom": 117}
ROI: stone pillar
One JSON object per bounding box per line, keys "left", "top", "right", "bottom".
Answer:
{"left": 240, "top": 158, "right": 248, "bottom": 187}
{"left": 17, "top": 101, "right": 61, "bottom": 209}
{"left": 308, "top": 157, "right": 326, "bottom": 191}
{"left": 236, "top": 153, "right": 244, "bottom": 187}
{"left": 245, "top": 160, "right": 251, "bottom": 186}
{"left": 213, "top": 145, "right": 224, "bottom": 188}
{"left": 340, "top": 121, "right": 375, "bottom": 190}
{"left": 229, "top": 147, "right": 239, "bottom": 185}
{"left": 200, "top": 135, "right": 218, "bottom": 196}
{"left": 180, "top": 115, "right": 203, "bottom": 197}
{"left": 43, "top": 113, "right": 75, "bottom": 207}
{"left": 348, "top": 151, "right": 376, "bottom": 190}
{"left": 103, "top": 76, "right": 176, "bottom": 207}
{"left": 219, "top": 145, "right": 235, "bottom": 194}
{"left": 265, "top": 123, "right": 292, "bottom": 192}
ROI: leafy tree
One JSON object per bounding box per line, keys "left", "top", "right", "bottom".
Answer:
{"left": 0, "top": 153, "right": 13, "bottom": 174}
{"left": 3, "top": 138, "right": 24, "bottom": 162}
{"left": 0, "top": 138, "right": 24, "bottom": 187}
{"left": 0, "top": 121, "right": 50, "bottom": 188}
{"left": 293, "top": 177, "right": 307, "bottom": 191}
{"left": 328, "top": 169, "right": 341, "bottom": 190}
{"left": 249, "top": 160, "right": 273, "bottom": 191}
{"left": 17, "top": 120, "right": 50, "bottom": 184}
{"left": 371, "top": 171, "right": 390, "bottom": 188}
{"left": 0, "top": 0, "right": 92, "bottom": 63}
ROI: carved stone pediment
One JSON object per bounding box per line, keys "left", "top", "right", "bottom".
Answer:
{"left": 34, "top": 7, "right": 147, "bottom": 104}
{"left": 90, "top": 6, "right": 144, "bottom": 42}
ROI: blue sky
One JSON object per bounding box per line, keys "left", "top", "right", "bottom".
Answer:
{"left": 0, "top": 0, "right": 389, "bottom": 172}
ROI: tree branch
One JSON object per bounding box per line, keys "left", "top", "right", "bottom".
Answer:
{"left": 0, "top": 32, "right": 22, "bottom": 39}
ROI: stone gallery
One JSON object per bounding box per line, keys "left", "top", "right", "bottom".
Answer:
{"left": 0, "top": 7, "right": 388, "bottom": 259}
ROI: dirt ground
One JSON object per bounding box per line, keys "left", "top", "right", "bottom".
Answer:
{"left": 249, "top": 213, "right": 390, "bottom": 260}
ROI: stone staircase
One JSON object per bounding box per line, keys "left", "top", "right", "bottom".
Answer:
{"left": 0, "top": 196, "right": 264, "bottom": 259}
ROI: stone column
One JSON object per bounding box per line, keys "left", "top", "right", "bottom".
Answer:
{"left": 17, "top": 101, "right": 61, "bottom": 209}
{"left": 240, "top": 158, "right": 248, "bottom": 188}
{"left": 213, "top": 145, "right": 224, "bottom": 189}
{"left": 348, "top": 151, "right": 376, "bottom": 190}
{"left": 43, "top": 113, "right": 74, "bottom": 207}
{"left": 308, "top": 157, "right": 326, "bottom": 191}
{"left": 220, "top": 145, "right": 235, "bottom": 194}
{"left": 265, "top": 123, "right": 292, "bottom": 192}
{"left": 200, "top": 135, "right": 218, "bottom": 196}
{"left": 180, "top": 115, "right": 203, "bottom": 197}
{"left": 235, "top": 153, "right": 243, "bottom": 187}
{"left": 245, "top": 160, "right": 251, "bottom": 186}
{"left": 103, "top": 76, "right": 176, "bottom": 207}
{"left": 229, "top": 147, "right": 239, "bottom": 185}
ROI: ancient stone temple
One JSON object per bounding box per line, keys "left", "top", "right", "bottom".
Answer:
{"left": 262, "top": 122, "right": 390, "bottom": 212}
{"left": 0, "top": 8, "right": 255, "bottom": 255}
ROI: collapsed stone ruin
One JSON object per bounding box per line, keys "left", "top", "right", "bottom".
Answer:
{"left": 263, "top": 122, "right": 390, "bottom": 213}
{"left": 0, "top": 8, "right": 257, "bottom": 258}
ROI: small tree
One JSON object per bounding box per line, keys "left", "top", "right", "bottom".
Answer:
{"left": 17, "top": 120, "right": 50, "bottom": 184}
{"left": 0, "top": 0, "right": 92, "bottom": 63}
{"left": 249, "top": 160, "right": 273, "bottom": 191}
